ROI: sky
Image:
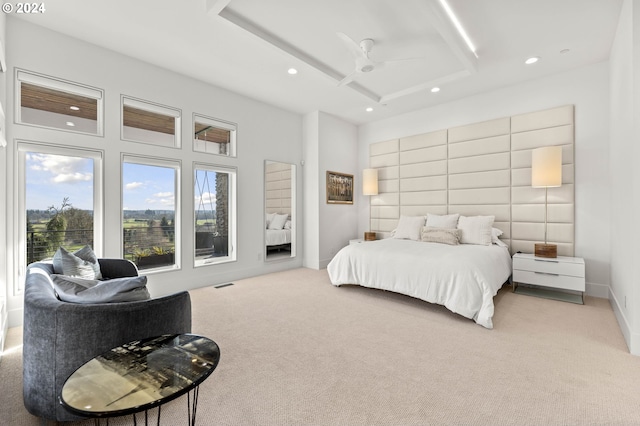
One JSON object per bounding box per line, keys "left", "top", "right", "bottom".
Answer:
{"left": 26, "top": 152, "right": 217, "bottom": 212}
{"left": 26, "top": 153, "right": 175, "bottom": 211}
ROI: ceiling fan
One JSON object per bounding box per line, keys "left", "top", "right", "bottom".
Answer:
{"left": 336, "top": 32, "right": 417, "bottom": 87}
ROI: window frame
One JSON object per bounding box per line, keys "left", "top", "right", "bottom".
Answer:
{"left": 193, "top": 162, "right": 237, "bottom": 267}
{"left": 121, "top": 96, "right": 182, "bottom": 149}
{"left": 16, "top": 140, "right": 104, "bottom": 294}
{"left": 193, "top": 113, "right": 237, "bottom": 157}
{"left": 15, "top": 69, "right": 104, "bottom": 137}
{"left": 121, "top": 154, "right": 181, "bottom": 273}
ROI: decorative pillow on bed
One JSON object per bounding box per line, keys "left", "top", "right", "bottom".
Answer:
{"left": 425, "top": 213, "right": 460, "bottom": 229}
{"left": 457, "top": 215, "right": 495, "bottom": 245}
{"left": 421, "top": 227, "right": 461, "bottom": 245}
{"left": 52, "top": 246, "right": 102, "bottom": 280}
{"left": 392, "top": 215, "right": 425, "bottom": 241}
{"left": 284, "top": 220, "right": 292, "bottom": 230}
{"left": 268, "top": 213, "right": 288, "bottom": 230}
{"left": 51, "top": 274, "right": 150, "bottom": 304}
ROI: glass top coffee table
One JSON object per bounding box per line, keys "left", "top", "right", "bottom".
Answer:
{"left": 60, "top": 334, "right": 220, "bottom": 425}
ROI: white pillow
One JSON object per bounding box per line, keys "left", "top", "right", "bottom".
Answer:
{"left": 457, "top": 215, "right": 495, "bottom": 245}
{"left": 268, "top": 213, "right": 288, "bottom": 230}
{"left": 392, "top": 215, "right": 425, "bottom": 241}
{"left": 492, "top": 227, "right": 503, "bottom": 244}
{"left": 266, "top": 212, "right": 276, "bottom": 229}
{"left": 284, "top": 220, "right": 292, "bottom": 230}
{"left": 426, "top": 213, "right": 460, "bottom": 229}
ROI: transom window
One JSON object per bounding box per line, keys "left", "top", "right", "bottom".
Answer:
{"left": 122, "top": 96, "right": 181, "bottom": 148}
{"left": 16, "top": 69, "right": 104, "bottom": 136}
{"left": 193, "top": 114, "right": 237, "bottom": 157}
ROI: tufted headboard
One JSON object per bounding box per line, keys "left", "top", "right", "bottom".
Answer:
{"left": 369, "top": 105, "right": 575, "bottom": 256}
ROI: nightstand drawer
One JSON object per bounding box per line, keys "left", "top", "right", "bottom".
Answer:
{"left": 513, "top": 269, "right": 585, "bottom": 292}
{"left": 513, "top": 257, "right": 584, "bottom": 278}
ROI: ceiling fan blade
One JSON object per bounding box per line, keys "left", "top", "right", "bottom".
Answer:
{"left": 337, "top": 70, "right": 358, "bottom": 87}
{"left": 337, "top": 32, "right": 365, "bottom": 59}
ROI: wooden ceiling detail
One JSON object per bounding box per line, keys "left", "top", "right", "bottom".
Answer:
{"left": 195, "top": 122, "right": 230, "bottom": 144}
{"left": 123, "top": 105, "right": 175, "bottom": 135}
{"left": 21, "top": 83, "right": 97, "bottom": 120}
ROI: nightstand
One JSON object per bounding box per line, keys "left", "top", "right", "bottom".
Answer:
{"left": 512, "top": 253, "right": 585, "bottom": 304}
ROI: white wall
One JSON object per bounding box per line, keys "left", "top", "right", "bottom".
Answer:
{"left": 358, "top": 61, "right": 611, "bottom": 298}
{"left": 318, "top": 112, "right": 358, "bottom": 268}
{"left": 0, "top": 11, "right": 7, "bottom": 353}
{"left": 302, "top": 111, "right": 358, "bottom": 269}
{"left": 609, "top": 0, "right": 640, "bottom": 354}
{"left": 302, "top": 112, "right": 320, "bottom": 269}
{"left": 4, "top": 18, "right": 304, "bottom": 326}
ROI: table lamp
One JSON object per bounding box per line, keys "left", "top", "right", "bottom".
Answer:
{"left": 531, "top": 146, "right": 562, "bottom": 258}
{"left": 363, "top": 168, "right": 378, "bottom": 241}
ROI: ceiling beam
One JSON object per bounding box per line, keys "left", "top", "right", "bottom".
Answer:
{"left": 214, "top": 6, "right": 382, "bottom": 103}
{"left": 425, "top": 0, "right": 479, "bottom": 74}
{"left": 205, "top": 0, "right": 232, "bottom": 16}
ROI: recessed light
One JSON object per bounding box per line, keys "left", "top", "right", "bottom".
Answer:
{"left": 431, "top": 87, "right": 440, "bottom": 93}
{"left": 66, "top": 121, "right": 75, "bottom": 127}
{"left": 525, "top": 56, "right": 539, "bottom": 65}
{"left": 69, "top": 106, "right": 80, "bottom": 111}
{"left": 287, "top": 68, "right": 298, "bottom": 75}
{"left": 365, "top": 107, "right": 373, "bottom": 112}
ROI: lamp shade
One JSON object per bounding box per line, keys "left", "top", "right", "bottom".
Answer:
{"left": 362, "top": 168, "right": 378, "bottom": 195}
{"left": 531, "top": 146, "right": 562, "bottom": 188}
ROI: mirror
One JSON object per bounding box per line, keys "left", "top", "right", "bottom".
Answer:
{"left": 264, "top": 160, "right": 296, "bottom": 261}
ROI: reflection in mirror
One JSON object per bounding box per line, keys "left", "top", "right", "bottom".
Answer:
{"left": 265, "top": 161, "right": 296, "bottom": 261}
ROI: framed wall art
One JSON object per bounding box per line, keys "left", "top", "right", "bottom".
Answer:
{"left": 326, "top": 171, "right": 353, "bottom": 204}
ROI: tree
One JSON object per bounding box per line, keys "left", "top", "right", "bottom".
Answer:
{"left": 63, "top": 207, "right": 93, "bottom": 244}
{"left": 45, "top": 198, "right": 71, "bottom": 251}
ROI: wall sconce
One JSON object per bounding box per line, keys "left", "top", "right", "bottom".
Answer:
{"left": 363, "top": 168, "right": 378, "bottom": 241}
{"left": 531, "top": 146, "right": 562, "bottom": 258}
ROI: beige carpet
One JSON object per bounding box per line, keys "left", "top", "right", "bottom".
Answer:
{"left": 2, "top": 268, "right": 640, "bottom": 425}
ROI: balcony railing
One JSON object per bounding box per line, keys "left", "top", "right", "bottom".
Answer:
{"left": 27, "top": 227, "right": 176, "bottom": 270}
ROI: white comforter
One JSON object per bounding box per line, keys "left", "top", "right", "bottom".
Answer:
{"left": 327, "top": 239, "right": 512, "bottom": 329}
{"left": 266, "top": 229, "right": 291, "bottom": 246}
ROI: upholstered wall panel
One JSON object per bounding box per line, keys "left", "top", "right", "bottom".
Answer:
{"left": 368, "top": 105, "right": 575, "bottom": 255}
{"left": 510, "top": 104, "right": 574, "bottom": 256}
{"left": 265, "top": 162, "right": 292, "bottom": 215}
{"left": 448, "top": 117, "right": 510, "bottom": 143}
{"left": 369, "top": 139, "right": 400, "bottom": 234}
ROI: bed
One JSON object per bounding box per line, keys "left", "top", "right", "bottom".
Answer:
{"left": 266, "top": 228, "right": 292, "bottom": 252}
{"left": 327, "top": 238, "right": 512, "bottom": 329}
{"left": 265, "top": 212, "right": 292, "bottom": 253}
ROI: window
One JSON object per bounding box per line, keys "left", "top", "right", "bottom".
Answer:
{"left": 17, "top": 142, "right": 103, "bottom": 292}
{"left": 194, "top": 164, "right": 236, "bottom": 266}
{"left": 193, "top": 114, "right": 237, "bottom": 157}
{"left": 16, "top": 69, "right": 104, "bottom": 135}
{"left": 122, "top": 156, "right": 180, "bottom": 271}
{"left": 122, "top": 96, "right": 181, "bottom": 148}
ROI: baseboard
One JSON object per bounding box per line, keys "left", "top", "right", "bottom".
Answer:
{"left": 609, "top": 287, "right": 640, "bottom": 355}
{"left": 319, "top": 257, "right": 333, "bottom": 270}
{"left": 8, "top": 308, "right": 22, "bottom": 329}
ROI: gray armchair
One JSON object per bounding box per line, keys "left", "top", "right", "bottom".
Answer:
{"left": 23, "top": 259, "right": 192, "bottom": 422}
